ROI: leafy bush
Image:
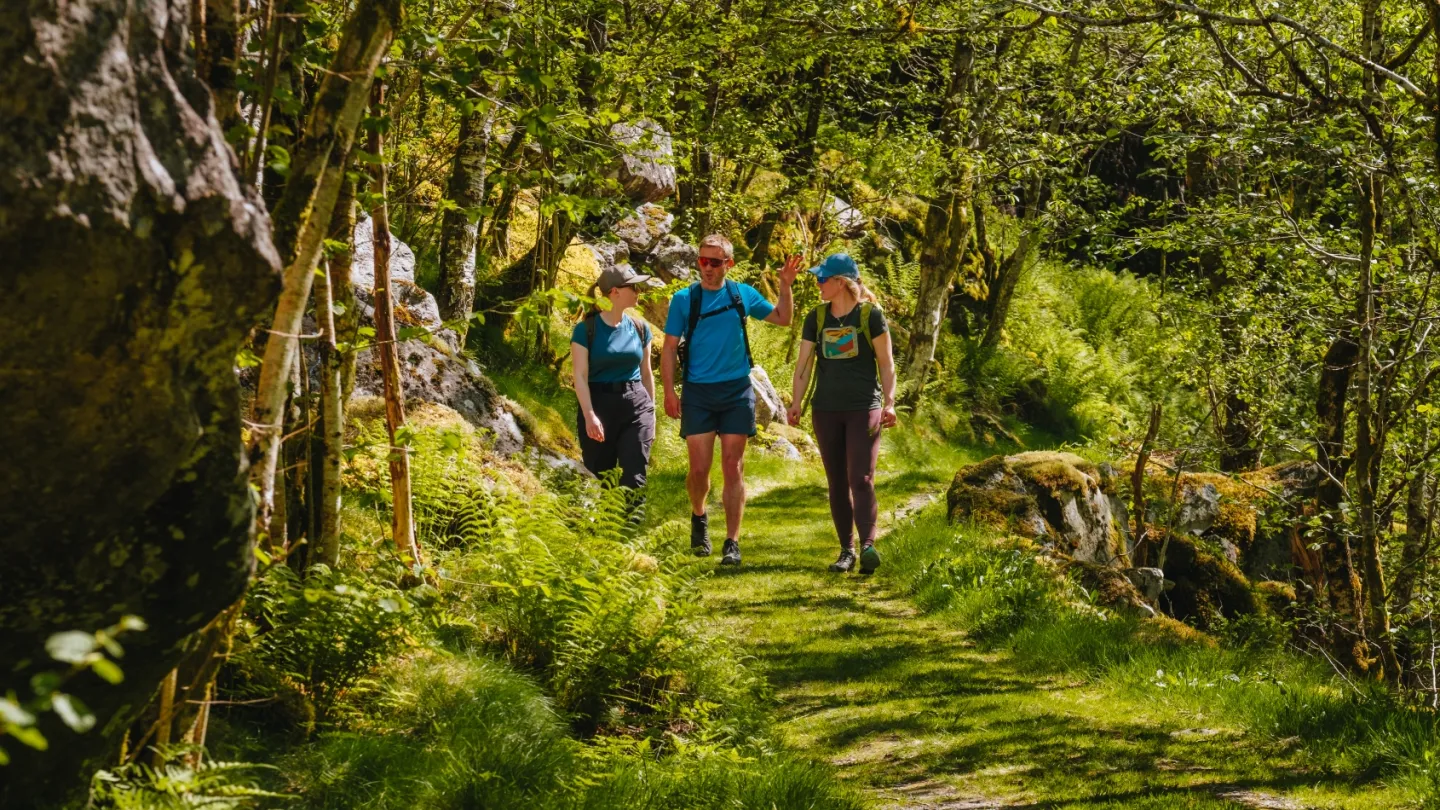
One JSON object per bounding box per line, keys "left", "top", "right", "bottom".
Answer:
{"left": 231, "top": 564, "right": 419, "bottom": 725}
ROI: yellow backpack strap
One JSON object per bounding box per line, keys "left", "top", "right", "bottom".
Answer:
{"left": 859, "top": 302, "right": 874, "bottom": 349}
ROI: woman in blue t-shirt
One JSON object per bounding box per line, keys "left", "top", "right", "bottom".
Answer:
{"left": 570, "top": 264, "right": 661, "bottom": 489}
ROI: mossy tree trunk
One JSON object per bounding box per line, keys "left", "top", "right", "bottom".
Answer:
{"left": 1316, "top": 335, "right": 1368, "bottom": 671}
{"left": 0, "top": 0, "right": 279, "bottom": 802}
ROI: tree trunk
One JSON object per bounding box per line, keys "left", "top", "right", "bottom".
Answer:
{"left": 1392, "top": 452, "right": 1431, "bottom": 615}
{"left": 1316, "top": 335, "right": 1368, "bottom": 671}
{"left": 1131, "top": 403, "right": 1163, "bottom": 566}
{"left": 329, "top": 170, "right": 361, "bottom": 400}
{"left": 313, "top": 259, "right": 344, "bottom": 569}
{"left": 904, "top": 165, "right": 973, "bottom": 405}
{"left": 436, "top": 106, "right": 497, "bottom": 338}
{"left": 979, "top": 225, "right": 1040, "bottom": 351}
{"left": 0, "top": 0, "right": 278, "bottom": 801}
{"left": 1354, "top": 171, "right": 1400, "bottom": 682}
{"left": 250, "top": 0, "right": 401, "bottom": 536}
{"left": 369, "top": 83, "right": 422, "bottom": 571}
{"left": 202, "top": 0, "right": 245, "bottom": 135}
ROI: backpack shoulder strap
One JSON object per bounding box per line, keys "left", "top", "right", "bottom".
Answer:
{"left": 859, "top": 302, "right": 875, "bottom": 348}
{"left": 583, "top": 310, "right": 599, "bottom": 348}
{"left": 685, "top": 283, "right": 703, "bottom": 337}
{"left": 627, "top": 313, "right": 651, "bottom": 344}
{"left": 730, "top": 281, "right": 754, "bottom": 370}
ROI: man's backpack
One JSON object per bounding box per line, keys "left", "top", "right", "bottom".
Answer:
{"left": 800, "top": 301, "right": 878, "bottom": 416}
{"left": 677, "top": 280, "right": 753, "bottom": 383}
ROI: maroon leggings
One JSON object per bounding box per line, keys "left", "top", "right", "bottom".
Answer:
{"left": 812, "top": 409, "right": 882, "bottom": 550}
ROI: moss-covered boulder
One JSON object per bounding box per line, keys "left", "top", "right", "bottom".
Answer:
{"left": 947, "top": 451, "right": 1127, "bottom": 565}
{"left": 1159, "top": 534, "right": 1258, "bottom": 629}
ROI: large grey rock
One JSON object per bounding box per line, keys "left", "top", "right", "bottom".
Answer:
{"left": 610, "top": 120, "right": 677, "bottom": 204}
{"left": 351, "top": 215, "right": 417, "bottom": 288}
{"left": 614, "top": 202, "right": 674, "bottom": 254}
{"left": 650, "top": 235, "right": 697, "bottom": 282}
{"left": 827, "top": 196, "right": 867, "bottom": 237}
{"left": 1174, "top": 483, "right": 1220, "bottom": 536}
{"left": 750, "top": 366, "right": 785, "bottom": 428}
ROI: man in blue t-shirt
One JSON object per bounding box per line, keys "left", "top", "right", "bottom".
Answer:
{"left": 661, "top": 233, "right": 802, "bottom": 566}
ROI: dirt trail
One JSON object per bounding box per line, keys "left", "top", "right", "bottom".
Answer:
{"left": 695, "top": 466, "right": 1391, "bottom": 810}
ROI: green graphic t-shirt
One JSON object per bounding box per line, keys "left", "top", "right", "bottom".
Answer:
{"left": 801, "top": 304, "right": 887, "bottom": 412}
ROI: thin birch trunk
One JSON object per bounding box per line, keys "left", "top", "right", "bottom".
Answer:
{"left": 314, "top": 258, "right": 343, "bottom": 569}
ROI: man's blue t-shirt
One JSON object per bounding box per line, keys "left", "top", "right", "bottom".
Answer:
{"left": 664, "top": 281, "right": 774, "bottom": 384}
{"left": 570, "top": 315, "right": 651, "bottom": 383}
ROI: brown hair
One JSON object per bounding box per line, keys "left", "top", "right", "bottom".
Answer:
{"left": 698, "top": 233, "right": 734, "bottom": 259}
{"left": 837, "top": 275, "right": 878, "bottom": 304}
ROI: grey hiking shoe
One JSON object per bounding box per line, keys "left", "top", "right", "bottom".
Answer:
{"left": 719, "top": 539, "right": 742, "bottom": 566}
{"left": 829, "top": 549, "right": 857, "bottom": 573}
{"left": 859, "top": 544, "right": 881, "bottom": 575}
{"left": 691, "top": 514, "right": 711, "bottom": 557}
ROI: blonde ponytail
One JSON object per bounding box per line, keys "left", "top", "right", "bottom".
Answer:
{"left": 839, "top": 276, "right": 878, "bottom": 304}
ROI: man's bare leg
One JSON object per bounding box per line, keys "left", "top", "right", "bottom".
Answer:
{"left": 719, "top": 433, "right": 748, "bottom": 542}
{"left": 686, "top": 432, "right": 717, "bottom": 516}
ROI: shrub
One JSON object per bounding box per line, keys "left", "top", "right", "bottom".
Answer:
{"left": 231, "top": 564, "right": 418, "bottom": 725}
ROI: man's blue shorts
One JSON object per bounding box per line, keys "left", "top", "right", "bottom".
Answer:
{"left": 680, "top": 377, "right": 756, "bottom": 437}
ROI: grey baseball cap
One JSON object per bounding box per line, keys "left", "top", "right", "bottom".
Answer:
{"left": 595, "top": 263, "right": 662, "bottom": 293}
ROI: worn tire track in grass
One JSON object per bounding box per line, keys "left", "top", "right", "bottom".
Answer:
{"left": 691, "top": 454, "right": 1410, "bottom": 810}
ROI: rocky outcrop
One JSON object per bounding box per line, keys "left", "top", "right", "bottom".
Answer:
{"left": 947, "top": 452, "right": 1125, "bottom": 565}
{"left": 610, "top": 120, "right": 677, "bottom": 204}
{"left": 345, "top": 219, "right": 523, "bottom": 455}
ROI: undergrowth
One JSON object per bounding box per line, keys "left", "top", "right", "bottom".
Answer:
{"left": 187, "top": 413, "right": 858, "bottom": 810}
{"left": 881, "top": 505, "right": 1440, "bottom": 805}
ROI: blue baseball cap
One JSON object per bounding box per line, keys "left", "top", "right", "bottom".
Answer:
{"left": 807, "top": 252, "right": 860, "bottom": 281}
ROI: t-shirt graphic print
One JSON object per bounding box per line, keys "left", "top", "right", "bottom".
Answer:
{"left": 821, "top": 326, "right": 860, "bottom": 360}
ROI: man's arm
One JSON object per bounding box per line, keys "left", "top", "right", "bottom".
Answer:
{"left": 763, "top": 255, "right": 804, "bottom": 326}
{"left": 661, "top": 334, "right": 681, "bottom": 419}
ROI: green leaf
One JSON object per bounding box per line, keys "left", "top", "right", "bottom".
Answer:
{"left": 46, "top": 632, "right": 97, "bottom": 664}
{"left": 50, "top": 694, "right": 95, "bottom": 733}
{"left": 0, "top": 699, "right": 34, "bottom": 727}
{"left": 5, "top": 724, "right": 47, "bottom": 751}
{"left": 91, "top": 659, "right": 124, "bottom": 685}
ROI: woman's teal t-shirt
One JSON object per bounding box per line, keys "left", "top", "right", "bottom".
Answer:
{"left": 571, "top": 314, "right": 651, "bottom": 383}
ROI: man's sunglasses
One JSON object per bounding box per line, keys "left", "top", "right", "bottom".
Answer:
{"left": 698, "top": 256, "right": 729, "bottom": 268}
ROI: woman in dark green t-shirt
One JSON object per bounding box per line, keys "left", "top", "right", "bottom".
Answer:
{"left": 786, "top": 253, "right": 898, "bottom": 575}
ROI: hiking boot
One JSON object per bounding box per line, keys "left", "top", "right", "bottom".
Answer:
{"left": 859, "top": 544, "right": 882, "bottom": 575}
{"left": 719, "top": 539, "right": 742, "bottom": 566}
{"left": 691, "top": 513, "right": 711, "bottom": 557}
{"left": 828, "top": 549, "right": 857, "bottom": 573}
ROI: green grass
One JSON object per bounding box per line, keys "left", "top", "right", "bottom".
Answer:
{"left": 670, "top": 424, "right": 1429, "bottom": 809}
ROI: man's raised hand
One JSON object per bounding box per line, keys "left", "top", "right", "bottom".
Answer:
{"left": 779, "top": 254, "right": 803, "bottom": 286}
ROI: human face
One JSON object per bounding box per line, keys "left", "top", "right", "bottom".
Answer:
{"left": 815, "top": 274, "right": 841, "bottom": 302}
{"left": 608, "top": 284, "right": 639, "bottom": 311}
{"left": 697, "top": 248, "right": 732, "bottom": 289}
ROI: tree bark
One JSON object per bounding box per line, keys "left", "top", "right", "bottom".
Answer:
{"left": 202, "top": 0, "right": 245, "bottom": 135}
{"left": 904, "top": 37, "right": 975, "bottom": 406}
{"left": 1392, "top": 449, "right": 1431, "bottom": 615}
{"left": 329, "top": 170, "right": 361, "bottom": 399}
{"left": 1316, "top": 335, "right": 1368, "bottom": 671}
{"left": 437, "top": 106, "right": 497, "bottom": 338}
{"left": 250, "top": 0, "right": 401, "bottom": 537}
{"left": 0, "top": 0, "right": 279, "bottom": 801}
{"left": 369, "top": 83, "right": 422, "bottom": 571}
{"left": 313, "top": 259, "right": 344, "bottom": 569}
{"left": 1354, "top": 171, "right": 1400, "bottom": 682}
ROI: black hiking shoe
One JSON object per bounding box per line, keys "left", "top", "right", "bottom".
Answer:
{"left": 690, "top": 513, "right": 711, "bottom": 557}
{"left": 829, "top": 549, "right": 857, "bottom": 573}
{"left": 719, "top": 539, "right": 742, "bottom": 566}
{"left": 859, "top": 544, "right": 882, "bottom": 575}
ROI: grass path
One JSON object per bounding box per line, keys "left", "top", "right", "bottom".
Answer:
{"left": 675, "top": 445, "right": 1408, "bottom": 810}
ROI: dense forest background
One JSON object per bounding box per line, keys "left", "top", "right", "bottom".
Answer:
{"left": 7, "top": 0, "right": 1440, "bottom": 807}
